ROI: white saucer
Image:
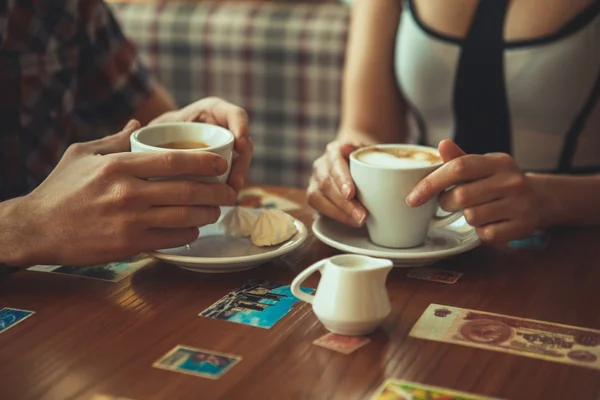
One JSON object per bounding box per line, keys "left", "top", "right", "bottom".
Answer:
{"left": 148, "top": 207, "right": 308, "bottom": 273}
{"left": 312, "top": 216, "right": 480, "bottom": 267}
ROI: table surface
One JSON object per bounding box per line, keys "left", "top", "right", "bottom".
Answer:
{"left": 1, "top": 185, "right": 600, "bottom": 400}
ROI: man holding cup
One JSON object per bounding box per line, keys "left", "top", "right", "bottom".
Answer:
{"left": 0, "top": 2, "right": 253, "bottom": 267}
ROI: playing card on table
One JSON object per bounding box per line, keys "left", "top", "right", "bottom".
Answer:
{"left": 411, "top": 304, "right": 600, "bottom": 370}
{"left": 313, "top": 333, "right": 371, "bottom": 354}
{"left": 200, "top": 280, "right": 314, "bottom": 329}
{"left": 407, "top": 267, "right": 463, "bottom": 284}
{"left": 28, "top": 255, "right": 154, "bottom": 282}
{"left": 370, "top": 379, "right": 501, "bottom": 400}
{"left": 153, "top": 345, "right": 241, "bottom": 380}
{"left": 237, "top": 187, "right": 301, "bottom": 211}
{"left": 0, "top": 307, "right": 34, "bottom": 334}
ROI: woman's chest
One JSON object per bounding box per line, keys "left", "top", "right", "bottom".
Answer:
{"left": 411, "top": 0, "right": 597, "bottom": 42}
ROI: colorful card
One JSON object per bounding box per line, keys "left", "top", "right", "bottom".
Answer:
{"left": 370, "top": 379, "right": 501, "bottom": 400}
{"left": 313, "top": 333, "right": 371, "bottom": 354}
{"left": 153, "top": 345, "right": 241, "bottom": 380}
{"left": 0, "top": 307, "right": 35, "bottom": 334}
{"left": 237, "top": 187, "right": 300, "bottom": 211}
{"left": 508, "top": 231, "right": 549, "bottom": 250}
{"left": 407, "top": 267, "right": 463, "bottom": 284}
{"left": 28, "top": 255, "right": 154, "bottom": 282}
{"left": 89, "top": 395, "right": 134, "bottom": 400}
{"left": 200, "top": 280, "right": 314, "bottom": 329}
{"left": 410, "top": 304, "right": 600, "bottom": 370}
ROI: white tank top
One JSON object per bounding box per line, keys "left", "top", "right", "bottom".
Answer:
{"left": 395, "top": 0, "right": 600, "bottom": 173}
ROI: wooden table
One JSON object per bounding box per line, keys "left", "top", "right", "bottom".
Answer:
{"left": 1, "top": 186, "right": 600, "bottom": 400}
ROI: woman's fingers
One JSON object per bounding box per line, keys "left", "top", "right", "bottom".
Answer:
{"left": 407, "top": 153, "right": 518, "bottom": 207}
{"left": 475, "top": 219, "right": 535, "bottom": 244}
{"left": 307, "top": 177, "right": 364, "bottom": 227}
{"left": 439, "top": 172, "right": 527, "bottom": 212}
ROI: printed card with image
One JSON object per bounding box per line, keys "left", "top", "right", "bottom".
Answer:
{"left": 89, "top": 395, "right": 135, "bottom": 400}
{"left": 200, "top": 280, "right": 314, "bottom": 329}
{"left": 153, "top": 345, "right": 241, "bottom": 380}
{"left": 237, "top": 187, "right": 301, "bottom": 211}
{"left": 407, "top": 267, "right": 463, "bottom": 284}
{"left": 313, "top": 333, "right": 371, "bottom": 354}
{"left": 370, "top": 379, "right": 501, "bottom": 400}
{"left": 28, "top": 255, "right": 154, "bottom": 282}
{"left": 411, "top": 304, "right": 600, "bottom": 370}
{"left": 0, "top": 308, "right": 35, "bottom": 334}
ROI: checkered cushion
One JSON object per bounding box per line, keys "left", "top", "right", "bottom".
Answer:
{"left": 110, "top": 2, "right": 350, "bottom": 187}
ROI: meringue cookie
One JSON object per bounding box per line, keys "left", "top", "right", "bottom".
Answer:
{"left": 251, "top": 210, "right": 298, "bottom": 247}
{"left": 220, "top": 207, "right": 258, "bottom": 237}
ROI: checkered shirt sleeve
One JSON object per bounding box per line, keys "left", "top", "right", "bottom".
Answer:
{"left": 74, "top": 1, "right": 155, "bottom": 136}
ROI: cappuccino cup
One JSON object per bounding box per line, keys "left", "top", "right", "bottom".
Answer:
{"left": 349, "top": 144, "right": 461, "bottom": 248}
{"left": 130, "top": 122, "right": 234, "bottom": 183}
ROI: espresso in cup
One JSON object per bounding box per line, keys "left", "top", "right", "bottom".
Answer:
{"left": 130, "top": 122, "right": 234, "bottom": 183}
{"left": 156, "top": 140, "right": 210, "bottom": 150}
{"left": 350, "top": 144, "right": 460, "bottom": 248}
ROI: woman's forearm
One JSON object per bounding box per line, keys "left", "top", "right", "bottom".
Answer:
{"left": 528, "top": 173, "right": 600, "bottom": 228}
{"left": 338, "top": 0, "right": 407, "bottom": 146}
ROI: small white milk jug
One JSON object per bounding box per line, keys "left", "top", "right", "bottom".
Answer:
{"left": 291, "top": 254, "right": 393, "bottom": 336}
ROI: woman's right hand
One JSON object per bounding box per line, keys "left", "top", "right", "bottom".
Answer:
{"left": 306, "top": 141, "right": 368, "bottom": 227}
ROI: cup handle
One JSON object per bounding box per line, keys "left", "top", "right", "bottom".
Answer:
{"left": 430, "top": 209, "right": 463, "bottom": 229}
{"left": 290, "top": 259, "right": 327, "bottom": 304}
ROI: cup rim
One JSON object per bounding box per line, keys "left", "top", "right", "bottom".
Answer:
{"left": 130, "top": 122, "right": 234, "bottom": 152}
{"left": 349, "top": 143, "right": 442, "bottom": 170}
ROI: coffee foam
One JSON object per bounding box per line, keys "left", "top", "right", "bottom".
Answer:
{"left": 356, "top": 147, "right": 441, "bottom": 168}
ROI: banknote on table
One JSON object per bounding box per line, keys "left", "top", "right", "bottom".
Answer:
{"left": 410, "top": 304, "right": 600, "bottom": 370}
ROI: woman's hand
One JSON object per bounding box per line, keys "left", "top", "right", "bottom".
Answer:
{"left": 406, "top": 140, "right": 542, "bottom": 243}
{"left": 151, "top": 97, "right": 253, "bottom": 192}
{"left": 306, "top": 141, "right": 368, "bottom": 227}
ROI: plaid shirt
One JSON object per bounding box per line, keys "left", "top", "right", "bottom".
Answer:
{"left": 0, "top": 0, "right": 154, "bottom": 201}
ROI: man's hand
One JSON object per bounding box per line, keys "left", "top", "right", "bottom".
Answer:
{"left": 6, "top": 120, "right": 237, "bottom": 266}
{"left": 151, "top": 97, "right": 253, "bottom": 191}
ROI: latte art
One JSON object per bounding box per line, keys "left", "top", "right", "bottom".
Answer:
{"left": 356, "top": 147, "right": 441, "bottom": 168}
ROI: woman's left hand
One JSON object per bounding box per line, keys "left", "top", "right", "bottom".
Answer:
{"left": 406, "top": 139, "right": 542, "bottom": 243}
{"left": 150, "top": 97, "right": 253, "bottom": 192}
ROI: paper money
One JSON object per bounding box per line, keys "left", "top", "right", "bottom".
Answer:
{"left": 410, "top": 304, "right": 600, "bottom": 370}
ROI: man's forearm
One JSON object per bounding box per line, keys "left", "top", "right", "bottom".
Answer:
{"left": 0, "top": 197, "right": 32, "bottom": 266}
{"left": 528, "top": 173, "right": 600, "bottom": 228}
{"left": 133, "top": 84, "right": 177, "bottom": 126}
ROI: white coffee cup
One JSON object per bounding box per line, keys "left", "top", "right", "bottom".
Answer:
{"left": 349, "top": 144, "right": 461, "bottom": 248}
{"left": 130, "top": 122, "right": 234, "bottom": 183}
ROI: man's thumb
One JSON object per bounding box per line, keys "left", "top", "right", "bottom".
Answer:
{"left": 89, "top": 120, "right": 141, "bottom": 155}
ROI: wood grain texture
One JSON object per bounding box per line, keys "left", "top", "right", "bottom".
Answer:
{"left": 0, "top": 186, "right": 599, "bottom": 400}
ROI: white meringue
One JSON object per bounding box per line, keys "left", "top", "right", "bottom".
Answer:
{"left": 251, "top": 210, "right": 298, "bottom": 247}
{"left": 220, "top": 207, "right": 258, "bottom": 237}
